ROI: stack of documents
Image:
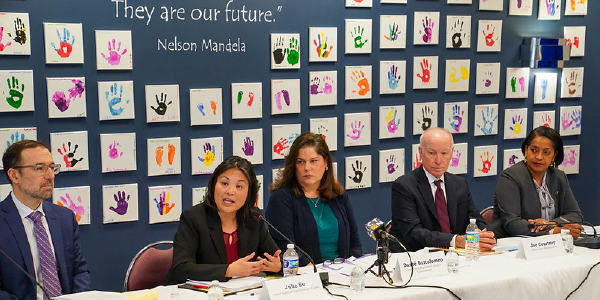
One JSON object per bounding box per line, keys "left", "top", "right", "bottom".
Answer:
{"left": 183, "top": 276, "right": 267, "bottom": 292}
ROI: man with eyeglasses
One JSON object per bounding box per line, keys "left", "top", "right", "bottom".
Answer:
{"left": 0, "top": 140, "right": 90, "bottom": 300}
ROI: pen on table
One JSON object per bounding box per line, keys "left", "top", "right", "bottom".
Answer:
{"left": 191, "top": 284, "right": 211, "bottom": 289}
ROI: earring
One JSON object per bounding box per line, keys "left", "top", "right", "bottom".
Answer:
{"left": 524, "top": 157, "right": 527, "bottom": 163}
{"left": 325, "top": 167, "right": 329, "bottom": 171}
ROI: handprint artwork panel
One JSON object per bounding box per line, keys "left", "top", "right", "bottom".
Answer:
{"left": 232, "top": 129, "right": 263, "bottom": 165}
{"left": 380, "top": 61, "right": 406, "bottom": 94}
{"left": 559, "top": 106, "right": 582, "bottom": 136}
{"left": 103, "top": 184, "right": 138, "bottom": 224}
{"left": 98, "top": 81, "right": 135, "bottom": 121}
{"left": 475, "top": 62, "right": 501, "bottom": 95}
{"left": 0, "top": 70, "right": 34, "bottom": 112}
{"left": 95, "top": 30, "right": 133, "bottom": 70}
{"left": 447, "top": 143, "right": 468, "bottom": 175}
{"left": 560, "top": 67, "right": 584, "bottom": 98}
{"left": 380, "top": 15, "right": 407, "bottom": 49}
{"left": 145, "top": 84, "right": 180, "bottom": 123}
{"left": 50, "top": 131, "right": 89, "bottom": 172}
{"left": 503, "top": 108, "right": 528, "bottom": 139}
{"left": 413, "top": 102, "right": 438, "bottom": 135}
{"left": 190, "top": 88, "right": 223, "bottom": 126}
{"left": 413, "top": 12, "right": 440, "bottom": 46}
{"left": 191, "top": 137, "right": 223, "bottom": 175}
{"left": 477, "top": 20, "right": 502, "bottom": 52}
{"left": 346, "top": 0, "right": 373, "bottom": 7}
{"left": 231, "top": 82, "right": 262, "bottom": 119}
{"left": 43, "top": 23, "right": 84, "bottom": 64}
{"left": 147, "top": 137, "right": 181, "bottom": 176}
{"left": 379, "top": 149, "right": 405, "bottom": 183}
{"left": 271, "top": 79, "right": 300, "bottom": 115}
{"left": 345, "top": 19, "right": 372, "bottom": 54}
{"left": 53, "top": 186, "right": 90, "bottom": 225}
{"left": 413, "top": 56, "right": 439, "bottom": 89}
{"left": 503, "top": 149, "right": 524, "bottom": 170}
{"left": 272, "top": 124, "right": 301, "bottom": 160}
{"left": 480, "top": 0, "right": 504, "bottom": 11}
{"left": 345, "top": 65, "right": 372, "bottom": 100}
{"left": 270, "top": 33, "right": 300, "bottom": 69}
{"left": 474, "top": 145, "right": 498, "bottom": 177}
{"left": 148, "top": 185, "right": 182, "bottom": 224}
{"left": 344, "top": 112, "right": 371, "bottom": 147}
{"left": 445, "top": 59, "right": 470, "bottom": 92}
{"left": 192, "top": 187, "right": 208, "bottom": 206}
{"left": 509, "top": 0, "right": 534, "bottom": 15}
{"left": 532, "top": 110, "right": 555, "bottom": 129}
{"left": 534, "top": 73, "right": 557, "bottom": 104}
{"left": 100, "top": 133, "right": 137, "bottom": 173}
{"left": 538, "top": 0, "right": 561, "bottom": 20}
{"left": 446, "top": 16, "right": 471, "bottom": 49}
{"left": 309, "top": 27, "right": 337, "bottom": 62}
{"left": 0, "top": 13, "right": 31, "bottom": 55}
{"left": 558, "top": 145, "right": 580, "bottom": 174}
{"left": 345, "top": 155, "right": 372, "bottom": 190}
{"left": 309, "top": 71, "right": 337, "bottom": 106}
{"left": 0, "top": 127, "right": 36, "bottom": 170}
{"left": 379, "top": 105, "right": 405, "bottom": 139}
{"left": 309, "top": 117, "right": 338, "bottom": 151}
{"left": 47, "top": 77, "right": 87, "bottom": 118}
{"left": 505, "top": 67, "right": 530, "bottom": 99}
{"left": 563, "top": 26, "right": 586, "bottom": 57}
{"left": 443, "top": 102, "right": 468, "bottom": 134}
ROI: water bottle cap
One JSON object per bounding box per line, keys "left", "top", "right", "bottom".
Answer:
{"left": 287, "top": 244, "right": 294, "bottom": 249}
{"left": 449, "top": 247, "right": 455, "bottom": 251}
{"left": 561, "top": 229, "right": 570, "bottom": 234}
{"left": 470, "top": 218, "right": 476, "bottom": 223}
{"left": 211, "top": 280, "right": 219, "bottom": 284}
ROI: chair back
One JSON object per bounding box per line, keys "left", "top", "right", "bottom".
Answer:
{"left": 124, "top": 241, "right": 174, "bottom": 291}
{"left": 480, "top": 206, "right": 494, "bottom": 224}
{"left": 385, "top": 220, "right": 392, "bottom": 233}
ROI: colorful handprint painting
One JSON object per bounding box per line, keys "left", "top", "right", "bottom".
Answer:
{"left": 413, "top": 12, "right": 440, "bottom": 46}
{"left": 509, "top": 0, "right": 534, "bottom": 15}
{"left": 192, "top": 187, "right": 207, "bottom": 206}
{"left": 345, "top": 65, "right": 372, "bottom": 100}
{"left": 379, "top": 149, "right": 405, "bottom": 183}
{"left": 560, "top": 67, "right": 584, "bottom": 98}
{"left": 271, "top": 79, "right": 300, "bottom": 115}
{"left": 346, "top": 0, "right": 372, "bottom": 7}
{"left": 100, "top": 133, "right": 136, "bottom": 173}
{"left": 231, "top": 82, "right": 262, "bottom": 119}
{"left": 563, "top": 26, "right": 585, "bottom": 57}
{"left": 190, "top": 88, "right": 223, "bottom": 126}
{"left": 380, "top": 61, "right": 406, "bottom": 94}
{"left": 475, "top": 62, "right": 500, "bottom": 95}
{"left": 232, "top": 128, "right": 263, "bottom": 165}
{"left": 309, "top": 117, "right": 338, "bottom": 151}
{"left": 309, "top": 71, "right": 337, "bottom": 106}
{"left": 147, "top": 137, "right": 181, "bottom": 176}
{"left": 448, "top": 0, "right": 471, "bottom": 5}
{"left": 503, "top": 149, "right": 523, "bottom": 170}
{"left": 505, "top": 67, "right": 530, "bottom": 99}
{"left": 0, "top": 13, "right": 31, "bottom": 55}
{"left": 145, "top": 84, "right": 180, "bottom": 123}
{"left": 0, "top": 127, "right": 36, "bottom": 169}
{"left": 559, "top": 106, "right": 582, "bottom": 136}
{"left": 558, "top": 145, "right": 580, "bottom": 174}
{"left": 445, "top": 60, "right": 470, "bottom": 92}
{"left": 272, "top": 124, "right": 301, "bottom": 160}
{"left": 191, "top": 137, "right": 223, "bottom": 175}
{"left": 309, "top": 27, "right": 337, "bottom": 62}
{"left": 477, "top": 20, "right": 502, "bottom": 52}
{"left": 504, "top": 108, "right": 528, "bottom": 139}
{"left": 270, "top": 33, "right": 300, "bottom": 69}
{"left": 98, "top": 81, "right": 135, "bottom": 121}
{"left": 447, "top": 143, "right": 468, "bottom": 175}
{"left": 379, "top": 105, "right": 405, "bottom": 139}
{"left": 538, "top": 0, "right": 561, "bottom": 20}
{"left": 95, "top": 30, "right": 133, "bottom": 70}
{"left": 381, "top": 0, "right": 407, "bottom": 3}
{"left": 446, "top": 16, "right": 471, "bottom": 49}
{"left": 564, "top": 0, "right": 587, "bottom": 15}
{"left": 53, "top": 186, "right": 90, "bottom": 225}
{"left": 380, "top": 15, "right": 407, "bottom": 49}
{"left": 0, "top": 70, "right": 34, "bottom": 112}
{"left": 532, "top": 110, "right": 555, "bottom": 129}
{"left": 345, "top": 155, "right": 372, "bottom": 190}
{"left": 413, "top": 56, "right": 439, "bottom": 89}
{"left": 474, "top": 104, "right": 499, "bottom": 136}
{"left": 533, "top": 73, "right": 557, "bottom": 104}
{"left": 413, "top": 102, "right": 438, "bottom": 135}
{"left": 345, "top": 19, "right": 372, "bottom": 54}
{"left": 148, "top": 185, "right": 181, "bottom": 224}
{"left": 47, "top": 77, "right": 87, "bottom": 118}
{"left": 43, "top": 23, "right": 83, "bottom": 64}
{"left": 473, "top": 145, "right": 498, "bottom": 177}
{"left": 102, "top": 183, "right": 138, "bottom": 224}
{"left": 444, "top": 102, "right": 468, "bottom": 134}
{"left": 344, "top": 112, "right": 371, "bottom": 147}
{"left": 50, "top": 131, "right": 89, "bottom": 172}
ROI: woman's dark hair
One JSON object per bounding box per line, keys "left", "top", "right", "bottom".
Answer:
{"left": 204, "top": 156, "right": 258, "bottom": 221}
{"left": 3, "top": 140, "right": 50, "bottom": 183}
{"left": 269, "top": 132, "right": 343, "bottom": 201}
{"left": 521, "top": 126, "right": 564, "bottom": 166}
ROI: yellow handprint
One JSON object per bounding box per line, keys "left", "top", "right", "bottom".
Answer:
{"left": 460, "top": 66, "right": 469, "bottom": 80}
{"left": 449, "top": 67, "right": 460, "bottom": 83}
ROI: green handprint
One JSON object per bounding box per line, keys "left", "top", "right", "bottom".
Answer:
{"left": 5, "top": 76, "right": 24, "bottom": 109}
{"left": 510, "top": 77, "right": 517, "bottom": 93}
{"left": 352, "top": 26, "right": 369, "bottom": 49}
{"left": 237, "top": 91, "right": 243, "bottom": 104}
{"left": 287, "top": 37, "right": 299, "bottom": 66}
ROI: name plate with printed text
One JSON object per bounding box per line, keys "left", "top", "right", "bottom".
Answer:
{"left": 392, "top": 251, "right": 447, "bottom": 283}
{"left": 517, "top": 234, "right": 565, "bottom": 260}
{"left": 258, "top": 273, "right": 328, "bottom": 300}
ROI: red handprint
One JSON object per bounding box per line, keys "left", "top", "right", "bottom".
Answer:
{"left": 247, "top": 92, "right": 255, "bottom": 106}
{"left": 273, "top": 138, "right": 289, "bottom": 156}
{"left": 478, "top": 151, "right": 494, "bottom": 174}
{"left": 413, "top": 152, "right": 422, "bottom": 170}
{"left": 483, "top": 24, "right": 497, "bottom": 47}
{"left": 416, "top": 59, "right": 431, "bottom": 83}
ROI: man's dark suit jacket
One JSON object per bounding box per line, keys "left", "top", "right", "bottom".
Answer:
{"left": 0, "top": 194, "right": 91, "bottom": 300}
{"left": 389, "top": 166, "right": 488, "bottom": 252}
{"left": 165, "top": 203, "right": 280, "bottom": 284}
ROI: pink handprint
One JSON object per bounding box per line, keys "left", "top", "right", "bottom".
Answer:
{"left": 323, "top": 76, "right": 334, "bottom": 94}
{"left": 108, "top": 141, "right": 123, "bottom": 159}
{"left": 562, "top": 150, "right": 577, "bottom": 166}
{"left": 346, "top": 120, "right": 364, "bottom": 140}
{"left": 57, "top": 193, "right": 84, "bottom": 222}
{"left": 421, "top": 16, "right": 434, "bottom": 43}
{"left": 450, "top": 149, "right": 461, "bottom": 167}
{"left": 101, "top": 39, "right": 128, "bottom": 66}
{"left": 518, "top": 77, "right": 525, "bottom": 92}
{"left": 52, "top": 91, "right": 71, "bottom": 112}
{"left": 273, "top": 138, "right": 289, "bottom": 156}
{"left": 478, "top": 151, "right": 494, "bottom": 174}
{"left": 0, "top": 26, "right": 12, "bottom": 51}
{"left": 68, "top": 80, "right": 85, "bottom": 99}
{"left": 561, "top": 112, "right": 573, "bottom": 130}
{"left": 274, "top": 90, "right": 290, "bottom": 110}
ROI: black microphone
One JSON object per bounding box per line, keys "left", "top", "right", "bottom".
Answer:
{"left": 527, "top": 221, "right": 599, "bottom": 249}
{"left": 365, "top": 217, "right": 396, "bottom": 241}
{"left": 0, "top": 247, "right": 51, "bottom": 299}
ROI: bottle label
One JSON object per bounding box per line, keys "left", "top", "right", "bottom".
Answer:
{"left": 465, "top": 231, "right": 479, "bottom": 242}
{"left": 284, "top": 259, "right": 299, "bottom": 269}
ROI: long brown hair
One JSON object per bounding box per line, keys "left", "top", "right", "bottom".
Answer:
{"left": 269, "top": 132, "right": 343, "bottom": 201}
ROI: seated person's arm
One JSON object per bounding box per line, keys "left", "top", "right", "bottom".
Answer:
{"left": 494, "top": 174, "right": 544, "bottom": 237}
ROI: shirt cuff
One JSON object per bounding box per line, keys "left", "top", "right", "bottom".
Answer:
{"left": 450, "top": 235, "right": 457, "bottom": 247}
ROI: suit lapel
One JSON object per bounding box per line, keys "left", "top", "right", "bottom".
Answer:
{"left": 1, "top": 196, "right": 36, "bottom": 279}
{"left": 416, "top": 167, "right": 438, "bottom": 219}
{"left": 443, "top": 174, "right": 458, "bottom": 232}
{"left": 206, "top": 210, "right": 227, "bottom": 263}
{"left": 43, "top": 203, "right": 70, "bottom": 292}
{"left": 237, "top": 220, "right": 252, "bottom": 257}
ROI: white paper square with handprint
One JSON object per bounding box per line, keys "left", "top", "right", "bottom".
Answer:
{"left": 272, "top": 167, "right": 284, "bottom": 184}
{"left": 413, "top": 56, "right": 438, "bottom": 89}
{"left": 560, "top": 67, "right": 583, "bottom": 98}
{"left": 533, "top": 110, "right": 555, "bottom": 130}
{"left": 505, "top": 68, "right": 530, "bottom": 98}
{"left": 50, "top": 131, "right": 89, "bottom": 172}
{"left": 558, "top": 145, "right": 580, "bottom": 174}
{"left": 310, "top": 117, "right": 338, "bottom": 151}
{"left": 0, "top": 13, "right": 31, "bottom": 55}
{"left": 145, "top": 84, "right": 180, "bottom": 123}
{"left": 379, "top": 149, "right": 405, "bottom": 183}
{"left": 255, "top": 175, "right": 264, "bottom": 209}
{"left": 534, "top": 73, "right": 557, "bottom": 104}
{"left": 381, "top": 0, "right": 407, "bottom": 3}
{"left": 232, "top": 129, "right": 263, "bottom": 165}
{"left": 474, "top": 104, "right": 499, "bottom": 136}
{"left": 192, "top": 187, "right": 207, "bottom": 206}
{"left": 270, "top": 33, "right": 300, "bottom": 69}
{"left": 345, "top": 66, "right": 372, "bottom": 100}
{"left": 413, "top": 102, "right": 438, "bottom": 135}
{"left": 0, "top": 127, "right": 36, "bottom": 170}
{"left": 190, "top": 88, "right": 223, "bottom": 126}
{"left": 538, "top": 0, "right": 561, "bottom": 20}
{"left": 98, "top": 81, "right": 135, "bottom": 121}
{"left": 191, "top": 137, "right": 224, "bottom": 175}
{"left": 444, "top": 102, "right": 468, "bottom": 134}
{"left": 503, "top": 149, "right": 524, "bottom": 170}
{"left": 309, "top": 27, "right": 337, "bottom": 62}
{"left": 309, "top": 71, "right": 337, "bottom": 106}
{"left": 344, "top": 112, "right": 371, "bottom": 147}
{"left": 564, "top": 0, "right": 587, "bottom": 15}
{"left": 380, "top": 15, "right": 407, "bottom": 49}
{"left": 448, "top": 0, "right": 472, "bottom": 4}
{"left": 95, "top": 30, "right": 132, "bottom": 70}
{"left": 271, "top": 79, "right": 301, "bottom": 115}
{"left": 345, "top": 155, "right": 372, "bottom": 190}
{"left": 446, "top": 16, "right": 471, "bottom": 49}
{"left": 504, "top": 108, "right": 528, "bottom": 139}
{"left": 231, "top": 82, "right": 262, "bottom": 119}
{"left": 53, "top": 186, "right": 90, "bottom": 225}
{"left": 477, "top": 20, "right": 502, "bottom": 52}
{"left": 100, "top": 133, "right": 136, "bottom": 173}
{"left": 0, "top": 70, "right": 35, "bottom": 112}
{"left": 43, "top": 23, "right": 84, "bottom": 64}
{"left": 147, "top": 137, "right": 181, "bottom": 176}
{"left": 148, "top": 185, "right": 182, "bottom": 224}
{"left": 272, "top": 124, "right": 301, "bottom": 160}
{"left": 475, "top": 63, "right": 501, "bottom": 94}
{"left": 345, "top": 19, "right": 372, "bottom": 54}
{"left": 474, "top": 145, "right": 498, "bottom": 177}
{"left": 347, "top": 0, "right": 373, "bottom": 7}
{"left": 103, "top": 184, "right": 138, "bottom": 224}
{"left": 563, "top": 26, "right": 585, "bottom": 57}
{"left": 480, "top": 0, "right": 503, "bottom": 10}
{"left": 445, "top": 60, "right": 470, "bottom": 92}
{"left": 380, "top": 61, "right": 406, "bottom": 94}
{"left": 414, "top": 12, "right": 440, "bottom": 45}
{"left": 47, "top": 77, "right": 86, "bottom": 118}
{"left": 509, "top": 0, "right": 533, "bottom": 15}
{"left": 448, "top": 143, "right": 468, "bottom": 175}
{"left": 379, "top": 105, "right": 405, "bottom": 139}
{"left": 411, "top": 143, "right": 422, "bottom": 170}
{"left": 559, "top": 106, "right": 582, "bottom": 136}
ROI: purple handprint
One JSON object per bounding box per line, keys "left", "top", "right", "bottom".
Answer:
{"left": 570, "top": 109, "right": 581, "bottom": 129}
{"left": 110, "top": 191, "right": 129, "bottom": 215}
{"left": 52, "top": 91, "right": 71, "bottom": 112}
{"left": 346, "top": 120, "right": 364, "bottom": 140}
{"left": 508, "top": 155, "right": 519, "bottom": 167}
{"left": 484, "top": 71, "right": 493, "bottom": 87}
{"left": 448, "top": 104, "right": 464, "bottom": 132}
{"left": 421, "top": 16, "right": 434, "bottom": 43}
{"left": 310, "top": 77, "right": 321, "bottom": 95}
{"left": 242, "top": 137, "right": 254, "bottom": 156}
{"left": 101, "top": 39, "right": 128, "bottom": 66}
{"left": 450, "top": 149, "right": 461, "bottom": 167}
{"left": 68, "top": 80, "right": 85, "bottom": 99}
{"left": 198, "top": 142, "right": 216, "bottom": 166}
{"left": 275, "top": 90, "right": 290, "bottom": 110}
{"left": 108, "top": 141, "right": 123, "bottom": 159}
{"left": 386, "top": 155, "right": 398, "bottom": 174}
{"left": 388, "top": 65, "right": 400, "bottom": 90}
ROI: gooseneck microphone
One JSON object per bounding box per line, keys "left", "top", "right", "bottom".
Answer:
{"left": 0, "top": 247, "right": 51, "bottom": 299}
{"left": 527, "top": 221, "right": 599, "bottom": 249}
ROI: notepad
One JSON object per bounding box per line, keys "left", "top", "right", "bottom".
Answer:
{"left": 185, "top": 276, "right": 267, "bottom": 292}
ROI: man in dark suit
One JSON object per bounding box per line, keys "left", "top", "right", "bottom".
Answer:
{"left": 0, "top": 140, "right": 90, "bottom": 300}
{"left": 389, "top": 128, "right": 496, "bottom": 252}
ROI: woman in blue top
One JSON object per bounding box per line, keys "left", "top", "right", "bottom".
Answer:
{"left": 265, "top": 133, "right": 362, "bottom": 266}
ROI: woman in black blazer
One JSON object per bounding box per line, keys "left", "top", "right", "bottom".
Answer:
{"left": 166, "top": 156, "right": 281, "bottom": 283}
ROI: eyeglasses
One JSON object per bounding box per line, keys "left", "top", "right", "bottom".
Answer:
{"left": 322, "top": 258, "right": 347, "bottom": 270}
{"left": 12, "top": 163, "right": 61, "bottom": 176}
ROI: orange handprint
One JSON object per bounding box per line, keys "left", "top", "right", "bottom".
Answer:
{"left": 350, "top": 70, "right": 370, "bottom": 96}
{"left": 210, "top": 100, "right": 217, "bottom": 115}
{"left": 155, "top": 146, "right": 164, "bottom": 167}
{"left": 478, "top": 151, "right": 494, "bottom": 174}
{"left": 168, "top": 144, "right": 175, "bottom": 165}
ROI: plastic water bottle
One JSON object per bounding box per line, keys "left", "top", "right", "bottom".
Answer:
{"left": 465, "top": 219, "right": 480, "bottom": 261}
{"left": 561, "top": 229, "right": 574, "bottom": 254}
{"left": 207, "top": 280, "right": 224, "bottom": 300}
{"left": 349, "top": 264, "right": 365, "bottom": 292}
{"left": 446, "top": 247, "right": 459, "bottom": 274}
{"left": 282, "top": 244, "right": 299, "bottom": 277}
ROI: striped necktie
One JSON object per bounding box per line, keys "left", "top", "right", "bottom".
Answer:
{"left": 27, "top": 211, "right": 62, "bottom": 299}
{"left": 433, "top": 180, "right": 452, "bottom": 234}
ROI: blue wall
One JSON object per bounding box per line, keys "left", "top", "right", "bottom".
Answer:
{"left": 0, "top": 0, "right": 597, "bottom": 292}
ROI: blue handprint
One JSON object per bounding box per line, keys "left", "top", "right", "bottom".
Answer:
{"left": 51, "top": 28, "right": 75, "bottom": 58}
{"left": 197, "top": 103, "right": 206, "bottom": 116}
{"left": 288, "top": 133, "right": 300, "bottom": 143}
{"left": 510, "top": 115, "right": 523, "bottom": 134}
{"left": 476, "top": 107, "right": 497, "bottom": 135}
{"left": 6, "top": 131, "right": 25, "bottom": 147}
{"left": 104, "top": 83, "right": 129, "bottom": 116}
{"left": 388, "top": 65, "right": 400, "bottom": 90}
{"left": 541, "top": 79, "right": 548, "bottom": 100}
{"left": 448, "top": 104, "right": 464, "bottom": 132}
{"left": 570, "top": 109, "right": 581, "bottom": 129}
{"left": 384, "top": 23, "right": 401, "bottom": 41}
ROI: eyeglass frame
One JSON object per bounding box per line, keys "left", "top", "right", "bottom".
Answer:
{"left": 12, "top": 163, "right": 61, "bottom": 176}
{"left": 322, "top": 258, "right": 353, "bottom": 271}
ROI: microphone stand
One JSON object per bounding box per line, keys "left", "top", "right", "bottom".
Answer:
{"left": 365, "top": 236, "right": 393, "bottom": 284}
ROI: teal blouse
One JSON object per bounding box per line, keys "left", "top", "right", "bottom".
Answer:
{"left": 307, "top": 197, "right": 339, "bottom": 261}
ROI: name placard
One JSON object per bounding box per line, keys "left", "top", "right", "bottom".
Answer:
{"left": 517, "top": 234, "right": 564, "bottom": 260}
{"left": 392, "top": 251, "right": 446, "bottom": 283}
{"left": 258, "top": 273, "right": 327, "bottom": 300}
